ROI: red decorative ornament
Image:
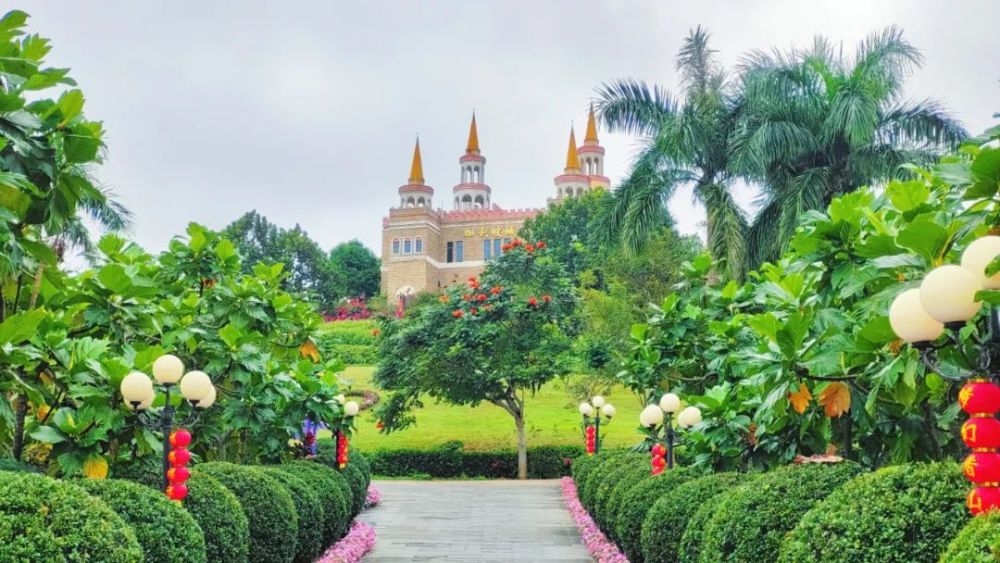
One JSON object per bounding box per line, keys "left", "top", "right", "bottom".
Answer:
{"left": 650, "top": 443, "right": 666, "bottom": 475}
{"left": 964, "top": 452, "right": 1000, "bottom": 484}
{"left": 963, "top": 418, "right": 1000, "bottom": 449}
{"left": 169, "top": 429, "right": 191, "bottom": 448}
{"left": 166, "top": 483, "right": 188, "bottom": 501}
{"left": 968, "top": 486, "right": 1000, "bottom": 515}
{"left": 168, "top": 448, "right": 191, "bottom": 467}
{"left": 167, "top": 466, "right": 191, "bottom": 484}
{"left": 960, "top": 381, "right": 1000, "bottom": 416}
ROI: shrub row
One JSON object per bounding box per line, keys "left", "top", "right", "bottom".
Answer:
{"left": 0, "top": 453, "right": 373, "bottom": 563}
{"left": 574, "top": 453, "right": 975, "bottom": 563}
{"left": 344, "top": 439, "right": 582, "bottom": 478}
{"left": 315, "top": 321, "right": 377, "bottom": 364}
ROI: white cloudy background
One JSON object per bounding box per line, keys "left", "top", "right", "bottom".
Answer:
{"left": 18, "top": 1, "right": 1000, "bottom": 256}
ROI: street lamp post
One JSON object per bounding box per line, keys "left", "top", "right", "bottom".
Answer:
{"left": 888, "top": 235, "right": 1000, "bottom": 515}
{"left": 640, "top": 392, "right": 702, "bottom": 473}
{"left": 579, "top": 396, "right": 615, "bottom": 455}
{"left": 334, "top": 399, "right": 360, "bottom": 469}
{"left": 119, "top": 354, "right": 216, "bottom": 498}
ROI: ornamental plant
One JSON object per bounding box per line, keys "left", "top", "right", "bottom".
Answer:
{"left": 277, "top": 461, "right": 349, "bottom": 542}
{"left": 374, "top": 240, "right": 580, "bottom": 479}
{"left": 941, "top": 510, "right": 1000, "bottom": 563}
{"left": 613, "top": 467, "right": 700, "bottom": 563}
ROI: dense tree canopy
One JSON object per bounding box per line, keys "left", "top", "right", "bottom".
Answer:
{"left": 328, "top": 240, "right": 380, "bottom": 299}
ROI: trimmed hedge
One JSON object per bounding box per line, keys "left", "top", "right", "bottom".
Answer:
{"left": 581, "top": 454, "right": 643, "bottom": 511}
{"left": 570, "top": 452, "right": 602, "bottom": 483}
{"left": 347, "top": 440, "right": 583, "bottom": 478}
{"left": 678, "top": 488, "right": 729, "bottom": 563}
{"left": 699, "top": 462, "right": 863, "bottom": 563}
{"left": 198, "top": 462, "right": 299, "bottom": 563}
{"left": 278, "top": 461, "right": 350, "bottom": 542}
{"left": 779, "top": 462, "right": 967, "bottom": 563}
{"left": 941, "top": 510, "right": 1000, "bottom": 563}
{"left": 343, "top": 464, "right": 368, "bottom": 516}
{"left": 641, "top": 472, "right": 745, "bottom": 563}
{"left": 183, "top": 472, "right": 251, "bottom": 563}
{"left": 0, "top": 471, "right": 143, "bottom": 562}
{"left": 261, "top": 468, "right": 325, "bottom": 563}
{"left": 78, "top": 478, "right": 207, "bottom": 563}
{"left": 597, "top": 464, "right": 649, "bottom": 537}
{"left": 352, "top": 450, "right": 373, "bottom": 483}
{"left": 614, "top": 467, "right": 700, "bottom": 563}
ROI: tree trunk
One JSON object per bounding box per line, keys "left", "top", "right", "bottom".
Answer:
{"left": 12, "top": 394, "right": 28, "bottom": 460}
{"left": 514, "top": 410, "right": 527, "bottom": 480}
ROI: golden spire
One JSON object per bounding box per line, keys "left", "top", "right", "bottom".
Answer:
{"left": 408, "top": 137, "right": 424, "bottom": 184}
{"left": 584, "top": 102, "right": 599, "bottom": 145}
{"left": 565, "top": 126, "right": 581, "bottom": 171}
{"left": 466, "top": 112, "right": 480, "bottom": 154}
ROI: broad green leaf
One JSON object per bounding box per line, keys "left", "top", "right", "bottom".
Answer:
{"left": 896, "top": 220, "right": 948, "bottom": 262}
{"left": 219, "top": 323, "right": 242, "bottom": 349}
{"left": 29, "top": 426, "right": 66, "bottom": 444}
{"left": 886, "top": 180, "right": 929, "bottom": 212}
{"left": 968, "top": 147, "right": 1000, "bottom": 200}
{"left": 63, "top": 133, "right": 100, "bottom": 163}
{"left": 0, "top": 309, "right": 46, "bottom": 345}
{"left": 859, "top": 316, "right": 895, "bottom": 344}
{"left": 55, "top": 89, "right": 84, "bottom": 126}
{"left": 215, "top": 238, "right": 237, "bottom": 261}
{"left": 97, "top": 263, "right": 131, "bottom": 294}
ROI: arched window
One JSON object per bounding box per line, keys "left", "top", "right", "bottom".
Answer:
{"left": 406, "top": 197, "right": 415, "bottom": 208}
{"left": 392, "top": 238, "right": 400, "bottom": 254}
{"left": 462, "top": 194, "right": 472, "bottom": 209}
{"left": 455, "top": 196, "right": 460, "bottom": 208}
{"left": 403, "top": 237, "right": 412, "bottom": 254}
{"left": 474, "top": 195, "right": 484, "bottom": 209}
{"left": 415, "top": 237, "right": 423, "bottom": 253}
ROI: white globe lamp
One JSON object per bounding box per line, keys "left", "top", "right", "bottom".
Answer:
{"left": 889, "top": 288, "right": 944, "bottom": 344}
{"left": 919, "top": 265, "right": 983, "bottom": 324}
{"left": 659, "top": 393, "right": 681, "bottom": 414}
{"left": 152, "top": 354, "right": 185, "bottom": 385}
{"left": 962, "top": 236, "right": 1000, "bottom": 289}
{"left": 639, "top": 404, "right": 664, "bottom": 428}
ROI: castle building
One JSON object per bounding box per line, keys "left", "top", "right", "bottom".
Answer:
{"left": 380, "top": 107, "right": 609, "bottom": 298}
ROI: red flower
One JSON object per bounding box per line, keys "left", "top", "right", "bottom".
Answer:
{"left": 525, "top": 244, "right": 535, "bottom": 253}
{"left": 512, "top": 239, "right": 522, "bottom": 247}
{"left": 528, "top": 297, "right": 538, "bottom": 307}
{"left": 542, "top": 295, "right": 551, "bottom": 303}
{"left": 470, "top": 307, "right": 478, "bottom": 315}
{"left": 490, "top": 286, "right": 502, "bottom": 295}
{"left": 452, "top": 310, "right": 464, "bottom": 318}
{"left": 536, "top": 241, "right": 546, "bottom": 249}
{"left": 477, "top": 294, "right": 487, "bottom": 302}
{"left": 371, "top": 328, "right": 381, "bottom": 337}
{"left": 502, "top": 244, "right": 512, "bottom": 251}
{"left": 463, "top": 294, "right": 473, "bottom": 301}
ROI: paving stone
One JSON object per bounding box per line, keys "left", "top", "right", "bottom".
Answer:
{"left": 359, "top": 480, "right": 592, "bottom": 562}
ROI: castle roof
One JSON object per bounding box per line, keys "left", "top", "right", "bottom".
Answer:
{"left": 466, "top": 113, "right": 480, "bottom": 154}
{"left": 564, "top": 126, "right": 581, "bottom": 172}
{"left": 408, "top": 137, "right": 424, "bottom": 184}
{"left": 584, "top": 103, "right": 599, "bottom": 145}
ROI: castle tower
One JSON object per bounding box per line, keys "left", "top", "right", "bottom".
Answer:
{"left": 398, "top": 137, "right": 433, "bottom": 208}
{"left": 553, "top": 126, "right": 590, "bottom": 200}
{"left": 453, "top": 113, "right": 491, "bottom": 210}
{"left": 578, "top": 103, "right": 609, "bottom": 190}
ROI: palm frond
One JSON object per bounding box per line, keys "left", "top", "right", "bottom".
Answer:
{"left": 851, "top": 25, "right": 922, "bottom": 100}
{"left": 677, "top": 25, "right": 724, "bottom": 96}
{"left": 876, "top": 98, "right": 967, "bottom": 149}
{"left": 696, "top": 181, "right": 748, "bottom": 280}
{"left": 596, "top": 79, "right": 678, "bottom": 136}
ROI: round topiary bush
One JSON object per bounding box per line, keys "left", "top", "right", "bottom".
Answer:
{"left": 77, "top": 478, "right": 207, "bottom": 563}
{"left": 343, "top": 464, "right": 367, "bottom": 516}
{"left": 570, "top": 453, "right": 601, "bottom": 483}
{"left": 778, "top": 462, "right": 967, "bottom": 563}
{"left": 941, "top": 510, "right": 1000, "bottom": 563}
{"left": 183, "top": 472, "right": 251, "bottom": 563}
{"left": 351, "top": 450, "right": 373, "bottom": 484}
{"left": 678, "top": 486, "right": 730, "bottom": 563}
{"left": 277, "top": 461, "right": 350, "bottom": 543}
{"left": 598, "top": 464, "right": 650, "bottom": 540}
{"left": 581, "top": 453, "right": 641, "bottom": 512}
{"left": 261, "top": 468, "right": 325, "bottom": 563}
{"left": 699, "top": 461, "right": 863, "bottom": 563}
{"left": 614, "top": 467, "right": 700, "bottom": 563}
{"left": 641, "top": 472, "right": 746, "bottom": 563}
{"left": 197, "top": 462, "right": 299, "bottom": 563}
{"left": 0, "top": 471, "right": 143, "bottom": 562}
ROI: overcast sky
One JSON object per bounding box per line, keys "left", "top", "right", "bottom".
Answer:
{"left": 19, "top": 1, "right": 1000, "bottom": 257}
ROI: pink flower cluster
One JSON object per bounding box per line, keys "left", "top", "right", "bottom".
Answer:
{"left": 560, "top": 477, "right": 629, "bottom": 563}
{"left": 314, "top": 521, "right": 376, "bottom": 563}
{"left": 364, "top": 484, "right": 381, "bottom": 508}
{"left": 324, "top": 298, "right": 372, "bottom": 322}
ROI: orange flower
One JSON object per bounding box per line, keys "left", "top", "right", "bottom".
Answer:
{"left": 502, "top": 244, "right": 512, "bottom": 251}
{"left": 452, "top": 310, "right": 464, "bottom": 318}
{"left": 490, "top": 286, "right": 502, "bottom": 295}
{"left": 439, "top": 294, "right": 450, "bottom": 303}
{"left": 525, "top": 244, "right": 535, "bottom": 252}
{"left": 371, "top": 328, "right": 381, "bottom": 337}
{"left": 463, "top": 294, "right": 473, "bottom": 301}
{"left": 376, "top": 422, "right": 385, "bottom": 430}
{"left": 542, "top": 295, "right": 551, "bottom": 303}
{"left": 528, "top": 296, "right": 538, "bottom": 307}
{"left": 536, "top": 241, "right": 546, "bottom": 249}
{"left": 477, "top": 294, "right": 487, "bottom": 301}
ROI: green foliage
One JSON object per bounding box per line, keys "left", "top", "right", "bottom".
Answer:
{"left": 351, "top": 449, "right": 373, "bottom": 482}
{"left": 594, "top": 462, "right": 647, "bottom": 533}
{"left": 581, "top": 453, "right": 643, "bottom": 512}
{"left": 600, "top": 464, "right": 650, "bottom": 542}
{"left": 640, "top": 472, "right": 745, "bottom": 563}
{"left": 197, "top": 462, "right": 298, "bottom": 563}
{"left": 570, "top": 451, "right": 603, "bottom": 483}
{"left": 677, "top": 489, "right": 729, "bottom": 563}
{"left": 277, "top": 461, "right": 349, "bottom": 542}
{"left": 614, "top": 467, "right": 700, "bottom": 563}
{"left": 0, "top": 471, "right": 142, "bottom": 562}
{"left": 941, "top": 510, "right": 1000, "bottom": 563}
{"left": 261, "top": 469, "right": 325, "bottom": 563}
{"left": 779, "top": 462, "right": 968, "bottom": 563}
{"left": 343, "top": 464, "right": 367, "bottom": 516}
{"left": 77, "top": 478, "right": 207, "bottom": 563}
{"left": 328, "top": 239, "right": 381, "bottom": 299}
{"left": 519, "top": 189, "right": 615, "bottom": 283}
{"left": 699, "top": 462, "right": 863, "bottom": 563}
{"left": 182, "top": 473, "right": 251, "bottom": 563}
{"left": 351, "top": 440, "right": 464, "bottom": 477}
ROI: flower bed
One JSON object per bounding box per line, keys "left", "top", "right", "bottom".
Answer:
{"left": 364, "top": 485, "right": 381, "bottom": 508}
{"left": 560, "top": 477, "right": 629, "bottom": 563}
{"left": 314, "top": 521, "right": 376, "bottom": 563}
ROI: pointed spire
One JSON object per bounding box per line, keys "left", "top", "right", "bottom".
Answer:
{"left": 408, "top": 137, "right": 424, "bottom": 184}
{"left": 565, "top": 126, "right": 581, "bottom": 172}
{"left": 584, "top": 102, "right": 599, "bottom": 145}
{"left": 466, "top": 112, "right": 480, "bottom": 154}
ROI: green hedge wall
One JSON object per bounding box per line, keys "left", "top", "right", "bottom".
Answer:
{"left": 198, "top": 462, "right": 299, "bottom": 563}
{"left": 596, "top": 464, "right": 649, "bottom": 538}
{"left": 343, "top": 464, "right": 368, "bottom": 517}
{"left": 640, "top": 472, "right": 745, "bottom": 563}
{"left": 581, "top": 454, "right": 644, "bottom": 512}
{"left": 941, "top": 510, "right": 1000, "bottom": 563}
{"left": 261, "top": 468, "right": 326, "bottom": 563}
{"left": 77, "top": 478, "right": 207, "bottom": 563}
{"left": 779, "top": 462, "right": 968, "bottom": 563}
{"left": 315, "top": 322, "right": 377, "bottom": 364}
{"left": 678, "top": 487, "right": 729, "bottom": 563}
{"left": 182, "top": 472, "right": 251, "bottom": 563}
{"left": 0, "top": 471, "right": 143, "bottom": 562}
{"left": 699, "top": 462, "right": 863, "bottom": 563}
{"left": 614, "top": 467, "right": 700, "bottom": 563}
{"left": 277, "top": 461, "right": 350, "bottom": 542}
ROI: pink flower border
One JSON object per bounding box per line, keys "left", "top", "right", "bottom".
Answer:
{"left": 364, "top": 484, "right": 381, "bottom": 508}
{"left": 560, "top": 477, "right": 629, "bottom": 563}
{"left": 314, "top": 521, "right": 376, "bottom": 563}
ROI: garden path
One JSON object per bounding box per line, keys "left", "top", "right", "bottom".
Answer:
{"left": 358, "top": 480, "right": 592, "bottom": 562}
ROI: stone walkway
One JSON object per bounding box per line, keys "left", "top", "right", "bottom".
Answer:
{"left": 358, "top": 480, "right": 592, "bottom": 562}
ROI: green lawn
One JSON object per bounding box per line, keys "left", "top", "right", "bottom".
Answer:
{"left": 334, "top": 366, "right": 645, "bottom": 452}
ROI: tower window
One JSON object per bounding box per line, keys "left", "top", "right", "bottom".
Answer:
{"left": 447, "top": 241, "right": 454, "bottom": 263}
{"left": 403, "top": 237, "right": 412, "bottom": 254}
{"left": 494, "top": 238, "right": 501, "bottom": 257}
{"left": 455, "top": 241, "right": 464, "bottom": 262}
{"left": 392, "top": 238, "right": 400, "bottom": 254}
{"left": 483, "top": 239, "right": 491, "bottom": 261}
{"left": 415, "top": 237, "right": 423, "bottom": 253}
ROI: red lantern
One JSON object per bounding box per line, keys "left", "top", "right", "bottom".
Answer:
{"left": 964, "top": 453, "right": 1000, "bottom": 484}
{"left": 167, "top": 466, "right": 191, "bottom": 484}
{"left": 963, "top": 418, "right": 1000, "bottom": 449}
{"left": 960, "top": 381, "right": 1000, "bottom": 415}
{"left": 169, "top": 429, "right": 192, "bottom": 448}
{"left": 168, "top": 448, "right": 191, "bottom": 466}
{"left": 968, "top": 486, "right": 1000, "bottom": 515}
{"left": 166, "top": 483, "right": 189, "bottom": 501}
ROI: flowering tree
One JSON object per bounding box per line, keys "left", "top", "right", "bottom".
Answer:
{"left": 374, "top": 240, "right": 580, "bottom": 478}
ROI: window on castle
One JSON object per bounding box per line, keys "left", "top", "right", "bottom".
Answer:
{"left": 447, "top": 242, "right": 454, "bottom": 263}
{"left": 403, "top": 238, "right": 412, "bottom": 254}
{"left": 493, "top": 238, "right": 501, "bottom": 257}
{"left": 415, "top": 237, "right": 423, "bottom": 253}
{"left": 392, "top": 238, "right": 400, "bottom": 254}
{"left": 483, "top": 239, "right": 491, "bottom": 260}
{"left": 455, "top": 241, "right": 464, "bottom": 262}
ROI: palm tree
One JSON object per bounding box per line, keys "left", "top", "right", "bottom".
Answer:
{"left": 596, "top": 26, "right": 749, "bottom": 280}
{"left": 732, "top": 26, "right": 966, "bottom": 268}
